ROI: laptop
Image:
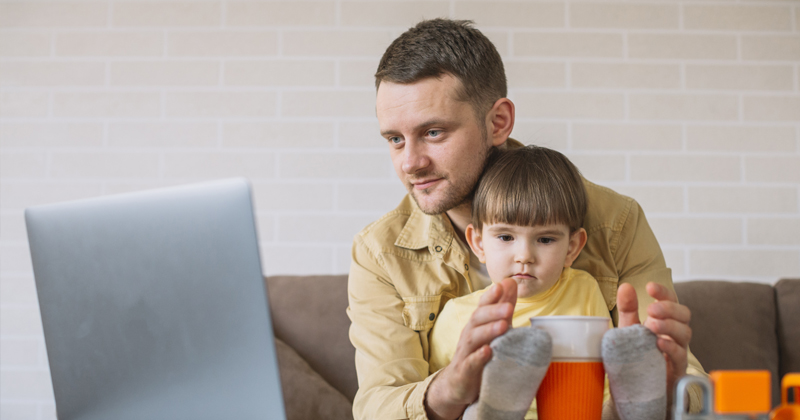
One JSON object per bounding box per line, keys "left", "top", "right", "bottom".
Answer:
{"left": 25, "top": 178, "right": 286, "bottom": 420}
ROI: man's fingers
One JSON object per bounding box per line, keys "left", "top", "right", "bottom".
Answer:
{"left": 657, "top": 337, "right": 687, "bottom": 369}
{"left": 463, "top": 344, "right": 492, "bottom": 376}
{"left": 497, "top": 278, "right": 518, "bottom": 306}
{"left": 467, "top": 303, "right": 514, "bottom": 328}
{"left": 616, "top": 283, "right": 640, "bottom": 327}
{"left": 459, "top": 320, "right": 509, "bottom": 353}
{"left": 647, "top": 282, "right": 677, "bottom": 303}
{"left": 647, "top": 300, "right": 691, "bottom": 324}
{"left": 478, "top": 282, "right": 503, "bottom": 306}
{"left": 645, "top": 318, "right": 692, "bottom": 348}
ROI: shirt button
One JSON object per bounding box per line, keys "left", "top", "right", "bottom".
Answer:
{"left": 434, "top": 245, "right": 442, "bottom": 252}
{"left": 429, "top": 313, "right": 435, "bottom": 321}
{"left": 464, "top": 264, "right": 469, "bottom": 271}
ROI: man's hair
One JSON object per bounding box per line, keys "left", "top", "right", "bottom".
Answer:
{"left": 471, "top": 146, "right": 587, "bottom": 233}
{"left": 375, "top": 18, "right": 507, "bottom": 119}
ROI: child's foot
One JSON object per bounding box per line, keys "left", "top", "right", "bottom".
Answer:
{"left": 464, "top": 327, "right": 552, "bottom": 420}
{"left": 601, "top": 325, "right": 667, "bottom": 420}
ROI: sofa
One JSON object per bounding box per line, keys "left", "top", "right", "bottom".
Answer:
{"left": 265, "top": 275, "right": 800, "bottom": 420}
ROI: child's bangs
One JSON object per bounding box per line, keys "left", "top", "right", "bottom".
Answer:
{"left": 480, "top": 170, "right": 567, "bottom": 228}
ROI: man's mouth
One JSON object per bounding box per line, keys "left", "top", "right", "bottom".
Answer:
{"left": 411, "top": 178, "right": 442, "bottom": 190}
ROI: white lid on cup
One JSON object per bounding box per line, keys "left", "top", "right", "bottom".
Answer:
{"left": 529, "top": 316, "right": 611, "bottom": 361}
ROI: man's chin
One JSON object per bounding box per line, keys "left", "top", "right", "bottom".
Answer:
{"left": 409, "top": 190, "right": 452, "bottom": 215}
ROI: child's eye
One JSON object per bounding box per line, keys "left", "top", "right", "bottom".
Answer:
{"left": 498, "top": 234, "right": 513, "bottom": 242}
{"left": 539, "top": 237, "right": 555, "bottom": 244}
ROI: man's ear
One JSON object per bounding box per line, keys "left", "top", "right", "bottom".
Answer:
{"left": 564, "top": 228, "right": 587, "bottom": 268}
{"left": 465, "top": 224, "right": 486, "bottom": 263}
{"left": 486, "top": 98, "right": 515, "bottom": 147}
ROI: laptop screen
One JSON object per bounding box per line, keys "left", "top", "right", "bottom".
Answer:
{"left": 25, "top": 178, "right": 286, "bottom": 420}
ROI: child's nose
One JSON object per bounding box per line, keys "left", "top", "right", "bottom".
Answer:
{"left": 514, "top": 245, "right": 535, "bottom": 264}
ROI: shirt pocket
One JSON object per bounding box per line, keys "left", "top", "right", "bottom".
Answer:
{"left": 401, "top": 295, "right": 442, "bottom": 332}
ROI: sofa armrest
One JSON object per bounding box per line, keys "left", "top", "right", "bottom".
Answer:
{"left": 265, "top": 275, "right": 358, "bottom": 402}
{"left": 775, "top": 278, "right": 800, "bottom": 379}
{"left": 276, "top": 337, "right": 353, "bottom": 420}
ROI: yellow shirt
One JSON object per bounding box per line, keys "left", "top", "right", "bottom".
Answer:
{"left": 429, "top": 267, "right": 612, "bottom": 419}
{"left": 347, "top": 139, "right": 706, "bottom": 420}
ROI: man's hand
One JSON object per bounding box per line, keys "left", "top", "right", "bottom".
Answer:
{"left": 616, "top": 282, "right": 692, "bottom": 417}
{"left": 425, "top": 278, "right": 517, "bottom": 420}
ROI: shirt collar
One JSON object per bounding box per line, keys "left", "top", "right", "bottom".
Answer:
{"left": 394, "top": 198, "right": 454, "bottom": 255}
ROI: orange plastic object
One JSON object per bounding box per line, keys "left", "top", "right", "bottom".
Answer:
{"left": 771, "top": 373, "right": 800, "bottom": 420}
{"left": 536, "top": 361, "right": 604, "bottom": 420}
{"left": 710, "top": 370, "right": 771, "bottom": 415}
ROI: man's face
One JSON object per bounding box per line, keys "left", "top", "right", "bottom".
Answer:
{"left": 376, "top": 75, "right": 492, "bottom": 215}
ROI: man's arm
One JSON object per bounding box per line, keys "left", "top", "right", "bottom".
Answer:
{"left": 348, "top": 234, "right": 517, "bottom": 420}
{"left": 347, "top": 235, "right": 432, "bottom": 420}
{"left": 614, "top": 201, "right": 707, "bottom": 415}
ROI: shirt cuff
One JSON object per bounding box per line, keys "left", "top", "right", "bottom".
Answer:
{"left": 410, "top": 369, "right": 444, "bottom": 420}
{"left": 687, "top": 382, "right": 704, "bottom": 414}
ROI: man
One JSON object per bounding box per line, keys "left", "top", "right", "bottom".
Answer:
{"left": 347, "top": 19, "right": 705, "bottom": 420}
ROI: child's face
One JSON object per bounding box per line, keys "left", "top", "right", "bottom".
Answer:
{"left": 466, "top": 222, "right": 587, "bottom": 299}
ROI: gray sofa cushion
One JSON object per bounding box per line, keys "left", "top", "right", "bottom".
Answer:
{"left": 775, "top": 279, "right": 800, "bottom": 379}
{"left": 275, "top": 338, "right": 353, "bottom": 420}
{"left": 675, "top": 280, "right": 780, "bottom": 407}
{"left": 266, "top": 275, "right": 358, "bottom": 402}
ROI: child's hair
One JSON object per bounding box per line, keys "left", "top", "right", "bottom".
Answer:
{"left": 471, "top": 145, "right": 587, "bottom": 233}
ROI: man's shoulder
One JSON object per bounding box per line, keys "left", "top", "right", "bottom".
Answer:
{"left": 355, "top": 194, "right": 415, "bottom": 248}
{"left": 582, "top": 178, "right": 639, "bottom": 231}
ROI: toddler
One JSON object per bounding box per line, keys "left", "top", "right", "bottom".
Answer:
{"left": 428, "top": 146, "right": 666, "bottom": 420}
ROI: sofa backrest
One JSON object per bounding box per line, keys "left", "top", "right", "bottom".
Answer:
{"left": 264, "top": 275, "right": 798, "bottom": 409}
{"left": 674, "top": 280, "right": 781, "bottom": 407}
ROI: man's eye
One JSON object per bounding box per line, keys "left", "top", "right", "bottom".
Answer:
{"left": 498, "top": 235, "right": 513, "bottom": 242}
{"left": 388, "top": 136, "right": 403, "bottom": 145}
{"left": 427, "top": 130, "right": 441, "bottom": 137}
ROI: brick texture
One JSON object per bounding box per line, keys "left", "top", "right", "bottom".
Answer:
{"left": 2, "top": 1, "right": 799, "bottom": 413}
{"left": 57, "top": 32, "right": 163, "bottom": 57}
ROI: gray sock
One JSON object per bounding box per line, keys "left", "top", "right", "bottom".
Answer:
{"left": 601, "top": 325, "right": 667, "bottom": 420}
{"left": 463, "top": 328, "right": 552, "bottom": 420}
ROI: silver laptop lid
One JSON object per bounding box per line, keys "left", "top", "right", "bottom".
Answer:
{"left": 25, "top": 178, "right": 286, "bottom": 420}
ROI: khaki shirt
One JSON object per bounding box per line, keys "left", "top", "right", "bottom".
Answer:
{"left": 347, "top": 143, "right": 706, "bottom": 419}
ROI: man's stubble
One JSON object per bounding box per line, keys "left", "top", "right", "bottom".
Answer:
{"left": 409, "top": 129, "right": 493, "bottom": 216}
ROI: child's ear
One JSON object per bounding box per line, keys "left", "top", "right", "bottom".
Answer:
{"left": 564, "top": 228, "right": 587, "bottom": 268}
{"left": 465, "top": 224, "right": 486, "bottom": 263}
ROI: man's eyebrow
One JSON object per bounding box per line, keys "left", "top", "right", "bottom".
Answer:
{"left": 380, "top": 119, "right": 453, "bottom": 137}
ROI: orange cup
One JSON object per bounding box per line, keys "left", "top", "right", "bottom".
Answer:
{"left": 530, "top": 316, "right": 610, "bottom": 420}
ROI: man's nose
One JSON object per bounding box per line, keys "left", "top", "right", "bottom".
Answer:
{"left": 401, "top": 139, "right": 430, "bottom": 174}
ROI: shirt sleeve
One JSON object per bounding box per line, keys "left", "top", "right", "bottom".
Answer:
{"left": 613, "top": 200, "right": 708, "bottom": 414}
{"left": 347, "top": 234, "right": 434, "bottom": 420}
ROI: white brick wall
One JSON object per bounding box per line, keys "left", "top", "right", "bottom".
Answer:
{"left": 1, "top": 0, "right": 798, "bottom": 416}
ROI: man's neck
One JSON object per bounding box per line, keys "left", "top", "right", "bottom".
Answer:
{"left": 445, "top": 202, "right": 472, "bottom": 245}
